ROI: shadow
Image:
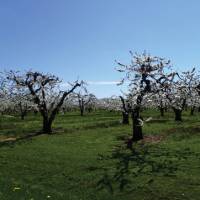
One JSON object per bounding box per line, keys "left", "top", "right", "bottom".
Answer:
{"left": 0, "top": 131, "right": 44, "bottom": 147}
{"left": 146, "top": 119, "right": 169, "bottom": 124}
{"left": 63, "top": 120, "right": 121, "bottom": 133}
{"left": 167, "top": 126, "right": 200, "bottom": 140}
{"left": 95, "top": 142, "right": 198, "bottom": 194}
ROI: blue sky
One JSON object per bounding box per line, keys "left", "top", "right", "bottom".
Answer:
{"left": 0, "top": 0, "right": 200, "bottom": 97}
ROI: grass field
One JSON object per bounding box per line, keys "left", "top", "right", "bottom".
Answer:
{"left": 0, "top": 110, "right": 200, "bottom": 200}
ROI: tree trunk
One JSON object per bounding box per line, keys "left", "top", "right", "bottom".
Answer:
{"left": 34, "top": 110, "right": 38, "bottom": 115}
{"left": 122, "top": 112, "right": 129, "bottom": 124}
{"left": 132, "top": 109, "right": 143, "bottom": 142}
{"left": 190, "top": 106, "right": 195, "bottom": 116}
{"left": 19, "top": 102, "right": 26, "bottom": 120}
{"left": 21, "top": 112, "right": 26, "bottom": 120}
{"left": 80, "top": 108, "right": 84, "bottom": 116}
{"left": 173, "top": 108, "right": 182, "bottom": 121}
{"left": 88, "top": 107, "right": 92, "bottom": 113}
{"left": 42, "top": 117, "right": 52, "bottom": 134}
{"left": 160, "top": 107, "right": 164, "bottom": 117}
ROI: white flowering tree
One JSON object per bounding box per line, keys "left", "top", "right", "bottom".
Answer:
{"left": 191, "top": 75, "right": 200, "bottom": 112}
{"left": 116, "top": 51, "right": 172, "bottom": 142}
{"left": 186, "top": 70, "right": 200, "bottom": 115}
{"left": 151, "top": 87, "right": 169, "bottom": 117}
{"left": 10, "top": 87, "right": 34, "bottom": 120}
{"left": 98, "top": 95, "right": 130, "bottom": 124}
{"left": 74, "top": 84, "right": 96, "bottom": 116}
{"left": 0, "top": 72, "right": 15, "bottom": 115}
{"left": 95, "top": 97, "right": 120, "bottom": 112}
{"left": 165, "top": 68, "right": 198, "bottom": 121}
{"left": 7, "top": 70, "right": 81, "bottom": 133}
{"left": 61, "top": 94, "right": 78, "bottom": 113}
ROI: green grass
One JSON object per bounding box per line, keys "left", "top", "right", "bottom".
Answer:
{"left": 0, "top": 110, "right": 200, "bottom": 199}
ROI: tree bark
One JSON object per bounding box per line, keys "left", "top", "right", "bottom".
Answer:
{"left": 19, "top": 102, "right": 27, "bottom": 120}
{"left": 173, "top": 108, "right": 182, "bottom": 121}
{"left": 42, "top": 117, "right": 52, "bottom": 134}
{"left": 20, "top": 112, "right": 26, "bottom": 120}
{"left": 132, "top": 108, "right": 143, "bottom": 142}
{"left": 78, "top": 98, "right": 84, "bottom": 116}
{"left": 34, "top": 110, "right": 38, "bottom": 115}
{"left": 190, "top": 106, "right": 195, "bottom": 116}
{"left": 80, "top": 108, "right": 84, "bottom": 116}
{"left": 119, "top": 96, "right": 129, "bottom": 125}
{"left": 160, "top": 107, "right": 164, "bottom": 117}
{"left": 87, "top": 107, "right": 92, "bottom": 113}
{"left": 122, "top": 112, "right": 129, "bottom": 124}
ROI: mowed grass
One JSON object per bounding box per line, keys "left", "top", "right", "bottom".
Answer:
{"left": 0, "top": 110, "right": 200, "bottom": 199}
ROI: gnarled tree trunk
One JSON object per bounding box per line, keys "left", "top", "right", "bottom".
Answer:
{"left": 159, "top": 107, "right": 164, "bottom": 117}
{"left": 122, "top": 112, "right": 129, "bottom": 124}
{"left": 119, "top": 96, "right": 129, "bottom": 125}
{"left": 132, "top": 108, "right": 143, "bottom": 142}
{"left": 190, "top": 106, "right": 195, "bottom": 116}
{"left": 173, "top": 108, "right": 182, "bottom": 121}
{"left": 80, "top": 107, "right": 84, "bottom": 116}
{"left": 20, "top": 111, "right": 27, "bottom": 120}
{"left": 43, "top": 118, "right": 52, "bottom": 134}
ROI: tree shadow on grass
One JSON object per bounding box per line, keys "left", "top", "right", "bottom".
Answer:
{"left": 167, "top": 126, "right": 200, "bottom": 140}
{"left": 63, "top": 120, "right": 121, "bottom": 133}
{"left": 0, "top": 126, "right": 69, "bottom": 147}
{"left": 146, "top": 119, "right": 169, "bottom": 124}
{"left": 95, "top": 142, "right": 199, "bottom": 195}
{"left": 0, "top": 131, "right": 44, "bottom": 147}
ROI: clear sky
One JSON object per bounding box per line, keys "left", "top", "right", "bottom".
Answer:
{"left": 0, "top": 0, "right": 200, "bottom": 97}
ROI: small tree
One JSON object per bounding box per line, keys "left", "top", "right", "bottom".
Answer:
{"left": 74, "top": 84, "right": 96, "bottom": 116}
{"left": 152, "top": 89, "right": 169, "bottom": 117}
{"left": 0, "top": 72, "right": 16, "bottom": 115}
{"left": 166, "top": 68, "right": 198, "bottom": 121}
{"left": 61, "top": 94, "right": 78, "bottom": 113}
{"left": 12, "top": 88, "right": 33, "bottom": 120}
{"left": 101, "top": 96, "right": 130, "bottom": 124}
{"left": 7, "top": 70, "right": 81, "bottom": 133}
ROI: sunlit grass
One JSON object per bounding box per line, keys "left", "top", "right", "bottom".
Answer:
{"left": 0, "top": 109, "right": 200, "bottom": 199}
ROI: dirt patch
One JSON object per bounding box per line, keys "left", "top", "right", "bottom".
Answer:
{"left": 0, "top": 137, "right": 17, "bottom": 142}
{"left": 142, "top": 135, "right": 164, "bottom": 143}
{"left": 167, "top": 126, "right": 200, "bottom": 135}
{"left": 0, "top": 132, "right": 42, "bottom": 145}
{"left": 122, "top": 135, "right": 165, "bottom": 149}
